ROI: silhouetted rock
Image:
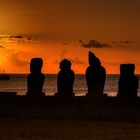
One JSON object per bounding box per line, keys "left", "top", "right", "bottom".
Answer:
{"left": 118, "top": 64, "right": 138, "bottom": 98}
{"left": 27, "top": 58, "right": 45, "bottom": 97}
{"left": 55, "top": 59, "right": 75, "bottom": 97}
{"left": 86, "top": 51, "right": 106, "bottom": 96}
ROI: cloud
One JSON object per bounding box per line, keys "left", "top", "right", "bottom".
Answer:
{"left": 80, "top": 39, "right": 134, "bottom": 48}
{"left": 0, "top": 34, "right": 38, "bottom": 43}
{"left": 9, "top": 35, "right": 23, "bottom": 39}
{"left": 111, "top": 40, "right": 134, "bottom": 44}
{"left": 9, "top": 35, "right": 38, "bottom": 42}
{"left": 0, "top": 45, "right": 5, "bottom": 48}
{"left": 120, "top": 40, "right": 133, "bottom": 44}
{"left": 79, "top": 39, "right": 111, "bottom": 48}
{"left": 111, "top": 41, "right": 117, "bottom": 44}
{"left": 62, "top": 42, "right": 69, "bottom": 45}
{"left": 7, "top": 52, "right": 28, "bottom": 66}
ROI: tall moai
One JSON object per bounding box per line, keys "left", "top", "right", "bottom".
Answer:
{"left": 86, "top": 51, "right": 106, "bottom": 96}
{"left": 118, "top": 64, "right": 138, "bottom": 98}
{"left": 27, "top": 58, "right": 45, "bottom": 97}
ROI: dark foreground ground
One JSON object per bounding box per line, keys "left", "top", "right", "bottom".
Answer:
{"left": 0, "top": 96, "right": 140, "bottom": 140}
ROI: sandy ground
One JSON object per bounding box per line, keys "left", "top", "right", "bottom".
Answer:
{"left": 0, "top": 118, "right": 140, "bottom": 140}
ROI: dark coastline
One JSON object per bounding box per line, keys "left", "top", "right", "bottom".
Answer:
{"left": 0, "top": 95, "right": 140, "bottom": 122}
{"left": 0, "top": 95, "right": 140, "bottom": 140}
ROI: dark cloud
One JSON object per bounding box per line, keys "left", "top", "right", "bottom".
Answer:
{"left": 62, "top": 42, "right": 69, "bottom": 45}
{"left": 111, "top": 41, "right": 117, "bottom": 44}
{"left": 120, "top": 40, "right": 133, "bottom": 44}
{"left": 79, "top": 40, "right": 111, "bottom": 48}
{"left": 9, "top": 35, "right": 23, "bottom": 39}
{"left": 80, "top": 40, "right": 134, "bottom": 48}
{"left": 9, "top": 35, "right": 38, "bottom": 42}
{"left": 0, "top": 45, "right": 5, "bottom": 48}
{"left": 7, "top": 52, "right": 28, "bottom": 66}
{"left": 0, "top": 35, "right": 38, "bottom": 43}
{"left": 111, "top": 40, "right": 134, "bottom": 44}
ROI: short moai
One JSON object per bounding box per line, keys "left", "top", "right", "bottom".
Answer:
{"left": 118, "top": 64, "right": 138, "bottom": 98}
{"left": 56, "top": 59, "right": 75, "bottom": 97}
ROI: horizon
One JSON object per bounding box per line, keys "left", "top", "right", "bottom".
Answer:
{"left": 1, "top": 73, "right": 140, "bottom": 75}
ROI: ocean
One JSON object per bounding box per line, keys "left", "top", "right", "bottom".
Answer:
{"left": 0, "top": 74, "right": 139, "bottom": 97}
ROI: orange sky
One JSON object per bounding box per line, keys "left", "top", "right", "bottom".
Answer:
{"left": 0, "top": 0, "right": 140, "bottom": 74}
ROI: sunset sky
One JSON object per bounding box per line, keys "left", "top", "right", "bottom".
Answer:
{"left": 0, "top": 0, "right": 140, "bottom": 74}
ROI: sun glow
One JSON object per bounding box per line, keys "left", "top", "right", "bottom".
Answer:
{"left": 0, "top": 57, "right": 6, "bottom": 64}
{"left": 0, "top": 57, "right": 8, "bottom": 73}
